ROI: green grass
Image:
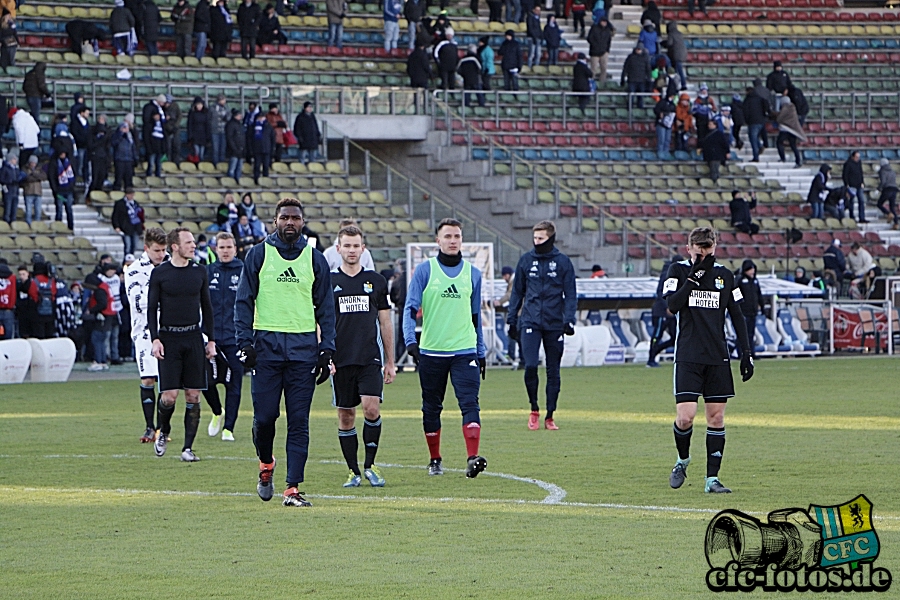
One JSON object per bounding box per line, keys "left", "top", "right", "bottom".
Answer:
{"left": 1, "top": 357, "right": 899, "bottom": 599}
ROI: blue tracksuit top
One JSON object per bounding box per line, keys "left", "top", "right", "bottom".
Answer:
{"left": 402, "top": 258, "right": 486, "bottom": 358}
{"left": 207, "top": 257, "right": 243, "bottom": 346}
{"left": 234, "top": 232, "right": 336, "bottom": 361}
{"left": 507, "top": 246, "right": 577, "bottom": 331}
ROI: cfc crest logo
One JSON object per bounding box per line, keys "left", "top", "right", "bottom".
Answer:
{"left": 363, "top": 282, "right": 373, "bottom": 294}
{"left": 277, "top": 267, "right": 300, "bottom": 283}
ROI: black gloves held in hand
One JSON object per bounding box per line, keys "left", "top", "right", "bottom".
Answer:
{"left": 478, "top": 357, "right": 486, "bottom": 380}
{"left": 238, "top": 345, "right": 257, "bottom": 369}
{"left": 564, "top": 323, "right": 575, "bottom": 336}
{"left": 507, "top": 324, "right": 518, "bottom": 341}
{"left": 740, "top": 353, "right": 754, "bottom": 382}
{"left": 688, "top": 254, "right": 715, "bottom": 286}
{"left": 406, "top": 343, "right": 420, "bottom": 365}
{"left": 315, "top": 349, "right": 333, "bottom": 385}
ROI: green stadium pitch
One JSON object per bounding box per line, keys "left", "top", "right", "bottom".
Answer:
{"left": 1, "top": 358, "right": 899, "bottom": 599}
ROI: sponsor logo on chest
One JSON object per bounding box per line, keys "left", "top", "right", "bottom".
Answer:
{"left": 689, "top": 289, "right": 720, "bottom": 309}
{"left": 339, "top": 295, "right": 370, "bottom": 313}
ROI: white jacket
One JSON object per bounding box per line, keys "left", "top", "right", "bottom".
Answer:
{"left": 12, "top": 110, "right": 40, "bottom": 150}
{"left": 125, "top": 252, "right": 156, "bottom": 342}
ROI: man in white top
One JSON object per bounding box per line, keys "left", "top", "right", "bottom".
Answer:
{"left": 11, "top": 107, "right": 40, "bottom": 167}
{"left": 124, "top": 227, "right": 168, "bottom": 443}
{"left": 323, "top": 219, "right": 375, "bottom": 271}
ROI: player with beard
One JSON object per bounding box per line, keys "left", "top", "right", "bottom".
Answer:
{"left": 662, "top": 227, "right": 754, "bottom": 494}
{"left": 235, "top": 198, "right": 336, "bottom": 508}
{"left": 124, "top": 227, "right": 168, "bottom": 443}
{"left": 330, "top": 225, "right": 395, "bottom": 488}
{"left": 148, "top": 228, "right": 217, "bottom": 462}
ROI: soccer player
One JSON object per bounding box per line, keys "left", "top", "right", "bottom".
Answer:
{"left": 662, "top": 227, "right": 754, "bottom": 494}
{"left": 203, "top": 232, "right": 244, "bottom": 441}
{"left": 148, "top": 228, "right": 217, "bottom": 462}
{"left": 124, "top": 227, "right": 168, "bottom": 443}
{"left": 330, "top": 225, "right": 396, "bottom": 488}
{"left": 506, "top": 220, "right": 577, "bottom": 430}
{"left": 235, "top": 197, "right": 336, "bottom": 508}
{"left": 403, "top": 218, "right": 487, "bottom": 478}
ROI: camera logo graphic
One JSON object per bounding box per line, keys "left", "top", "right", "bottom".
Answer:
{"left": 704, "top": 495, "right": 892, "bottom": 592}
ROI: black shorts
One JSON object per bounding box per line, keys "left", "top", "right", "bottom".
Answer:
{"left": 331, "top": 364, "right": 383, "bottom": 409}
{"left": 158, "top": 333, "right": 208, "bottom": 392}
{"left": 673, "top": 361, "right": 734, "bottom": 403}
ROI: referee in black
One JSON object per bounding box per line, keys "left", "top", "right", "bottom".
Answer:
{"left": 148, "top": 227, "right": 217, "bottom": 462}
{"left": 661, "top": 227, "right": 754, "bottom": 494}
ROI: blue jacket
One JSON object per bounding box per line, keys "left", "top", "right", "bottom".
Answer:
{"left": 479, "top": 44, "right": 495, "bottom": 75}
{"left": 234, "top": 232, "right": 336, "bottom": 362}
{"left": 383, "top": 0, "right": 402, "bottom": 22}
{"left": 207, "top": 257, "right": 243, "bottom": 346}
{"left": 110, "top": 129, "right": 137, "bottom": 163}
{"left": 507, "top": 246, "right": 577, "bottom": 331}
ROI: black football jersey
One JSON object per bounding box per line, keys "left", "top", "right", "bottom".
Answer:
{"left": 662, "top": 260, "right": 744, "bottom": 365}
{"left": 331, "top": 269, "right": 390, "bottom": 368}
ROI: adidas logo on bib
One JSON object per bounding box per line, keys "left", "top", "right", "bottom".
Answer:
{"left": 441, "top": 284, "right": 461, "bottom": 299}
{"left": 277, "top": 267, "right": 300, "bottom": 283}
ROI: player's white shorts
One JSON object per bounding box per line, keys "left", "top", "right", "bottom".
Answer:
{"left": 134, "top": 337, "right": 159, "bottom": 378}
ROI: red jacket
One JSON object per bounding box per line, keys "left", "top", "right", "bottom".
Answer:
{"left": 0, "top": 274, "right": 15, "bottom": 310}
{"left": 88, "top": 282, "right": 116, "bottom": 317}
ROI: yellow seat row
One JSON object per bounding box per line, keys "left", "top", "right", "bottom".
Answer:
{"left": 627, "top": 22, "right": 900, "bottom": 37}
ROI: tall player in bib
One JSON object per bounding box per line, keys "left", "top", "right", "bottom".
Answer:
{"left": 661, "top": 227, "right": 754, "bottom": 494}
{"left": 330, "top": 225, "right": 396, "bottom": 488}
{"left": 403, "top": 218, "right": 488, "bottom": 478}
{"left": 124, "top": 227, "right": 168, "bottom": 443}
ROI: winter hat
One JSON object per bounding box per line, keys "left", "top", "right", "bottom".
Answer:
{"left": 643, "top": 19, "right": 654, "bottom": 27}
{"left": 124, "top": 254, "right": 136, "bottom": 263}
{"left": 732, "top": 93, "right": 741, "bottom": 101}
{"left": 819, "top": 164, "right": 831, "bottom": 173}
{"left": 774, "top": 60, "right": 782, "bottom": 68}
{"left": 699, "top": 83, "right": 708, "bottom": 91}
{"left": 833, "top": 239, "right": 841, "bottom": 247}
{"left": 880, "top": 158, "right": 890, "bottom": 167}
{"left": 27, "top": 154, "right": 38, "bottom": 165}
{"left": 303, "top": 101, "right": 312, "bottom": 110}
{"left": 501, "top": 266, "right": 514, "bottom": 276}
{"left": 741, "top": 259, "right": 757, "bottom": 273}
{"left": 576, "top": 52, "right": 586, "bottom": 60}
{"left": 156, "top": 94, "right": 167, "bottom": 105}
{"left": 505, "top": 29, "right": 515, "bottom": 36}
{"left": 115, "top": 0, "right": 124, "bottom": 6}
{"left": 781, "top": 96, "right": 792, "bottom": 105}
{"left": 7, "top": 148, "right": 19, "bottom": 160}
{"left": 164, "top": 94, "right": 174, "bottom": 104}
{"left": 635, "top": 42, "right": 645, "bottom": 50}
{"left": 721, "top": 105, "right": 731, "bottom": 112}
{"left": 231, "top": 108, "right": 241, "bottom": 116}
{"left": 468, "top": 44, "right": 477, "bottom": 54}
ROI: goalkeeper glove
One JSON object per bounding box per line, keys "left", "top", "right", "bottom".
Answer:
{"left": 238, "top": 345, "right": 257, "bottom": 369}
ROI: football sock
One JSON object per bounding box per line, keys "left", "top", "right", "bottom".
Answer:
{"left": 706, "top": 427, "right": 725, "bottom": 478}
{"left": 362, "top": 417, "right": 382, "bottom": 469}
{"left": 157, "top": 397, "right": 175, "bottom": 435}
{"left": 140, "top": 385, "right": 156, "bottom": 429}
{"left": 545, "top": 410, "right": 554, "bottom": 421}
{"left": 463, "top": 422, "right": 481, "bottom": 457}
{"left": 524, "top": 366, "right": 540, "bottom": 411}
{"left": 183, "top": 403, "right": 200, "bottom": 451}
{"left": 253, "top": 417, "right": 276, "bottom": 465}
{"left": 673, "top": 422, "right": 692, "bottom": 461}
{"left": 338, "top": 427, "right": 360, "bottom": 475}
{"left": 425, "top": 429, "right": 441, "bottom": 460}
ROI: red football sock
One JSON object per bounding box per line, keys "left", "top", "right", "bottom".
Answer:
{"left": 463, "top": 422, "right": 481, "bottom": 457}
{"left": 425, "top": 429, "right": 441, "bottom": 460}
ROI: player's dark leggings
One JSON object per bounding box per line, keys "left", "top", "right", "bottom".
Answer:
{"left": 520, "top": 327, "right": 564, "bottom": 415}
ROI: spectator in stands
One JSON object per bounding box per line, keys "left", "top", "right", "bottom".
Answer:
{"left": 571, "top": 0, "right": 587, "bottom": 38}
{"left": 22, "top": 62, "right": 50, "bottom": 124}
{"left": 210, "top": 0, "right": 233, "bottom": 58}
{"left": 51, "top": 115, "right": 76, "bottom": 161}
{"left": 775, "top": 97, "right": 804, "bottom": 168}
{"left": 477, "top": 37, "right": 494, "bottom": 93}
{"left": 572, "top": 52, "right": 593, "bottom": 111}
{"left": 249, "top": 111, "right": 274, "bottom": 183}
{"left": 729, "top": 190, "right": 758, "bottom": 235}
{"left": 459, "top": 46, "right": 485, "bottom": 107}
{"left": 807, "top": 164, "right": 831, "bottom": 220}
{"left": 621, "top": 44, "right": 651, "bottom": 108}
{"left": 238, "top": 0, "right": 262, "bottom": 57}
{"left": 543, "top": 15, "right": 561, "bottom": 66}
{"left": 407, "top": 41, "right": 432, "bottom": 89}
{"left": 842, "top": 151, "right": 868, "bottom": 223}
{"left": 125, "top": 0, "right": 145, "bottom": 42}
{"left": 673, "top": 92, "right": 693, "bottom": 153}
{"left": 665, "top": 21, "right": 686, "bottom": 91}
{"left": 691, "top": 83, "right": 716, "bottom": 141}
{"left": 258, "top": 3, "right": 288, "bottom": 46}
{"left": 112, "top": 188, "right": 145, "bottom": 257}
{"left": 141, "top": 94, "right": 166, "bottom": 175}
{"left": 641, "top": 1, "right": 661, "bottom": 30}
{"left": 66, "top": 20, "right": 107, "bottom": 57}
{"left": 0, "top": 8, "right": 17, "bottom": 71}
{"left": 787, "top": 84, "right": 808, "bottom": 127}
{"left": 434, "top": 30, "right": 459, "bottom": 91}
{"left": 16, "top": 265, "right": 33, "bottom": 337}
{"left": 0, "top": 258, "right": 13, "bottom": 339}
{"left": 225, "top": 109, "right": 245, "bottom": 183}
{"left": 22, "top": 155, "right": 44, "bottom": 226}
{"left": 505, "top": 0, "right": 521, "bottom": 24}
{"left": 325, "top": 0, "right": 346, "bottom": 50}
{"left": 11, "top": 108, "right": 39, "bottom": 168}
{"left": 28, "top": 258, "right": 58, "bottom": 339}
{"left": 232, "top": 213, "right": 261, "bottom": 259}
{"left": 110, "top": 0, "right": 136, "bottom": 57}
{"left": 729, "top": 93, "right": 744, "bottom": 150}
{"left": 848, "top": 242, "right": 879, "bottom": 297}
{"left": 405, "top": 0, "right": 426, "bottom": 49}
{"left": 71, "top": 105, "right": 92, "bottom": 185}
{"left": 89, "top": 114, "right": 111, "bottom": 192}
{"left": 84, "top": 270, "right": 114, "bottom": 371}
{"left": 499, "top": 30, "right": 522, "bottom": 91}
{"left": 144, "top": 1, "right": 161, "bottom": 55}
{"left": 736, "top": 260, "right": 765, "bottom": 345}
{"left": 171, "top": 0, "right": 195, "bottom": 59}
{"left": 238, "top": 192, "right": 266, "bottom": 238}
{"left": 822, "top": 238, "right": 847, "bottom": 281}
{"left": 791, "top": 266, "right": 810, "bottom": 286}
{"left": 187, "top": 96, "right": 212, "bottom": 162}
{"left": 266, "top": 103, "right": 287, "bottom": 162}
{"left": 194, "top": 0, "right": 211, "bottom": 59}
{"left": 590, "top": 264, "right": 606, "bottom": 278}
{"left": 714, "top": 104, "right": 733, "bottom": 146}
{"left": 383, "top": 0, "right": 402, "bottom": 52}
{"left": 638, "top": 20, "right": 658, "bottom": 62}
{"left": 525, "top": 7, "right": 542, "bottom": 68}
{"left": 743, "top": 84, "right": 770, "bottom": 163}
{"left": 587, "top": 16, "right": 614, "bottom": 87}
{"left": 243, "top": 101, "right": 259, "bottom": 133}
{"left": 877, "top": 158, "right": 898, "bottom": 229}
{"left": 765, "top": 61, "right": 791, "bottom": 109}
{"left": 71, "top": 93, "right": 87, "bottom": 125}
{"left": 49, "top": 149, "right": 76, "bottom": 231}
{"left": 163, "top": 94, "right": 181, "bottom": 162}
{"left": 0, "top": 149, "right": 24, "bottom": 225}
{"left": 699, "top": 127, "right": 729, "bottom": 183}
{"left": 110, "top": 121, "right": 137, "bottom": 192}
{"left": 653, "top": 92, "right": 676, "bottom": 157}
{"left": 210, "top": 95, "right": 229, "bottom": 166}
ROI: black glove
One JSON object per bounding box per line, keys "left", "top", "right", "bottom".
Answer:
{"left": 238, "top": 345, "right": 257, "bottom": 369}
{"left": 687, "top": 254, "right": 715, "bottom": 286}
{"left": 507, "top": 323, "right": 518, "bottom": 341}
{"left": 315, "top": 349, "right": 333, "bottom": 385}
{"left": 478, "top": 357, "right": 486, "bottom": 380}
{"left": 564, "top": 323, "right": 575, "bottom": 336}
{"left": 740, "top": 353, "right": 754, "bottom": 382}
{"left": 406, "top": 343, "right": 420, "bottom": 365}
